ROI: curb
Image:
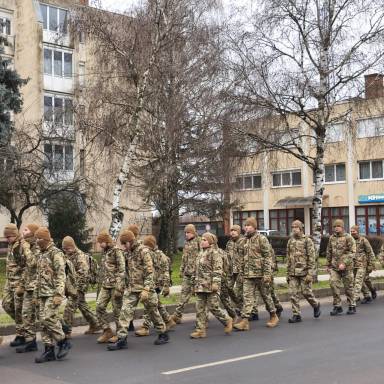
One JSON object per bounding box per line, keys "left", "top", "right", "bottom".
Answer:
{"left": 1, "top": 282, "right": 383, "bottom": 336}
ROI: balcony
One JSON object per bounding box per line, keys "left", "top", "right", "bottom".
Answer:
{"left": 43, "top": 121, "right": 75, "bottom": 140}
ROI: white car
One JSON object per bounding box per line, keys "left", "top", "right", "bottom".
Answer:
{"left": 258, "top": 229, "right": 279, "bottom": 236}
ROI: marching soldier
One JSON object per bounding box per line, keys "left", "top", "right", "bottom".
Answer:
{"left": 62, "top": 236, "right": 101, "bottom": 337}
{"left": 170, "top": 224, "right": 200, "bottom": 324}
{"left": 326, "top": 219, "right": 356, "bottom": 315}
{"left": 2, "top": 223, "right": 29, "bottom": 348}
{"left": 286, "top": 220, "right": 320, "bottom": 323}
{"left": 107, "top": 230, "right": 169, "bottom": 350}
{"left": 95, "top": 230, "right": 126, "bottom": 343}
{"left": 34, "top": 227, "right": 71, "bottom": 363}
{"left": 269, "top": 245, "right": 284, "bottom": 317}
{"left": 234, "top": 217, "right": 279, "bottom": 331}
{"left": 190, "top": 233, "right": 233, "bottom": 339}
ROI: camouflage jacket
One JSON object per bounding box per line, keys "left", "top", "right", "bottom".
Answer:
{"left": 216, "top": 246, "right": 232, "bottom": 280}
{"left": 194, "top": 247, "right": 223, "bottom": 293}
{"left": 5, "top": 237, "right": 30, "bottom": 288}
{"left": 326, "top": 232, "right": 356, "bottom": 271}
{"left": 36, "top": 242, "right": 66, "bottom": 298}
{"left": 225, "top": 235, "right": 245, "bottom": 275}
{"left": 243, "top": 232, "right": 272, "bottom": 278}
{"left": 286, "top": 235, "right": 315, "bottom": 277}
{"left": 379, "top": 244, "right": 384, "bottom": 265}
{"left": 20, "top": 238, "right": 40, "bottom": 291}
{"left": 125, "top": 241, "right": 155, "bottom": 292}
{"left": 180, "top": 236, "right": 200, "bottom": 276}
{"left": 99, "top": 245, "right": 125, "bottom": 290}
{"left": 152, "top": 248, "right": 171, "bottom": 289}
{"left": 353, "top": 236, "right": 375, "bottom": 270}
{"left": 67, "top": 248, "right": 89, "bottom": 292}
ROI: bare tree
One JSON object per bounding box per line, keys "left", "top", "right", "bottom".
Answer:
{"left": 225, "top": 0, "right": 384, "bottom": 264}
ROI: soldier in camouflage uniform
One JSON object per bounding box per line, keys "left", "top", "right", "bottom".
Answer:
{"left": 34, "top": 227, "right": 71, "bottom": 363}
{"left": 95, "top": 230, "right": 126, "bottom": 343}
{"left": 269, "top": 245, "right": 284, "bottom": 317}
{"left": 190, "top": 233, "right": 233, "bottom": 339}
{"left": 234, "top": 217, "right": 279, "bottom": 331}
{"left": 107, "top": 230, "right": 169, "bottom": 350}
{"left": 2, "top": 223, "right": 29, "bottom": 347}
{"left": 62, "top": 236, "right": 100, "bottom": 337}
{"left": 135, "top": 235, "right": 175, "bottom": 336}
{"left": 286, "top": 220, "right": 320, "bottom": 323}
{"left": 170, "top": 224, "right": 200, "bottom": 324}
{"left": 16, "top": 224, "right": 40, "bottom": 353}
{"left": 350, "top": 226, "right": 376, "bottom": 304}
{"left": 326, "top": 219, "right": 356, "bottom": 315}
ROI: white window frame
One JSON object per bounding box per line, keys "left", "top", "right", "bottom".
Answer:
{"left": 325, "top": 122, "right": 344, "bottom": 143}
{"left": 40, "top": 3, "right": 68, "bottom": 35}
{"left": 358, "top": 160, "right": 384, "bottom": 181}
{"left": 44, "top": 47, "right": 73, "bottom": 78}
{"left": 44, "top": 94, "right": 73, "bottom": 127}
{"left": 324, "top": 163, "right": 346, "bottom": 184}
{"left": 0, "top": 17, "right": 11, "bottom": 35}
{"left": 357, "top": 116, "right": 384, "bottom": 138}
{"left": 271, "top": 169, "right": 302, "bottom": 188}
{"left": 43, "top": 142, "right": 74, "bottom": 172}
{"left": 235, "top": 173, "right": 262, "bottom": 191}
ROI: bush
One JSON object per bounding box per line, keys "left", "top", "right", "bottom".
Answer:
{"left": 367, "top": 236, "right": 383, "bottom": 256}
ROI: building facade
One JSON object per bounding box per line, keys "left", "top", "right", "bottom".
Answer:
{"left": 231, "top": 75, "right": 384, "bottom": 237}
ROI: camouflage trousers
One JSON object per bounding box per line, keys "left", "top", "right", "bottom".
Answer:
{"left": 241, "top": 277, "right": 276, "bottom": 319}
{"left": 174, "top": 275, "right": 194, "bottom": 319}
{"left": 234, "top": 274, "right": 259, "bottom": 315}
{"left": 195, "top": 292, "right": 230, "bottom": 331}
{"left": 362, "top": 273, "right": 375, "bottom": 298}
{"left": 118, "top": 291, "right": 165, "bottom": 338}
{"left": 38, "top": 296, "right": 65, "bottom": 346}
{"left": 270, "top": 276, "right": 282, "bottom": 310}
{"left": 63, "top": 291, "right": 99, "bottom": 332}
{"left": 288, "top": 276, "right": 318, "bottom": 315}
{"left": 220, "top": 281, "right": 237, "bottom": 319}
{"left": 142, "top": 292, "right": 171, "bottom": 329}
{"left": 22, "top": 290, "right": 38, "bottom": 341}
{"left": 330, "top": 269, "right": 355, "bottom": 307}
{"left": 353, "top": 267, "right": 367, "bottom": 302}
{"left": 96, "top": 287, "right": 123, "bottom": 331}
{"left": 2, "top": 282, "right": 24, "bottom": 336}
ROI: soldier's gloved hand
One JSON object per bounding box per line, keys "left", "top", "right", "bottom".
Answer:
{"left": 162, "top": 286, "right": 170, "bottom": 297}
{"left": 304, "top": 274, "right": 313, "bottom": 284}
{"left": 32, "top": 297, "right": 39, "bottom": 306}
{"left": 140, "top": 289, "right": 150, "bottom": 303}
{"left": 52, "top": 295, "right": 63, "bottom": 306}
{"left": 15, "top": 286, "right": 25, "bottom": 297}
{"left": 211, "top": 283, "right": 219, "bottom": 293}
{"left": 263, "top": 275, "right": 272, "bottom": 285}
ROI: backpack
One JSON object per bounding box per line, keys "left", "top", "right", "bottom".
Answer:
{"left": 87, "top": 253, "right": 100, "bottom": 286}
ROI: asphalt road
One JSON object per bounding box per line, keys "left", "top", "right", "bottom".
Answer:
{"left": 1, "top": 296, "right": 384, "bottom": 384}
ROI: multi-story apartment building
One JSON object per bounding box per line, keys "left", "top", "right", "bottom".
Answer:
{"left": 0, "top": 0, "right": 152, "bottom": 240}
{"left": 231, "top": 75, "right": 384, "bottom": 237}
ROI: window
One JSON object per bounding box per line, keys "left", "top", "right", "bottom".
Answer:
{"left": 235, "top": 174, "right": 262, "bottom": 190}
{"left": 356, "top": 206, "right": 384, "bottom": 236}
{"left": 270, "top": 209, "right": 304, "bottom": 236}
{"left": 272, "top": 170, "right": 301, "bottom": 187}
{"left": 233, "top": 211, "right": 264, "bottom": 231}
{"left": 44, "top": 48, "right": 72, "bottom": 78}
{"left": 313, "top": 207, "right": 349, "bottom": 235}
{"left": 275, "top": 128, "right": 300, "bottom": 147}
{"left": 44, "top": 95, "right": 73, "bottom": 126}
{"left": 357, "top": 117, "right": 384, "bottom": 138}
{"left": 326, "top": 123, "right": 344, "bottom": 143}
{"left": 40, "top": 4, "right": 68, "bottom": 35}
{"left": 359, "top": 160, "right": 384, "bottom": 180}
{"left": 44, "top": 142, "right": 74, "bottom": 171}
{"left": 320, "top": 163, "right": 346, "bottom": 183}
{"left": 0, "top": 17, "right": 11, "bottom": 35}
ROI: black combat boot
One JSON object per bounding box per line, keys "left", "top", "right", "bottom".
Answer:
{"left": 154, "top": 332, "right": 169, "bottom": 345}
{"left": 16, "top": 338, "right": 38, "bottom": 353}
{"left": 35, "top": 345, "right": 56, "bottom": 363}
{"left": 346, "top": 306, "right": 356, "bottom": 315}
{"left": 361, "top": 296, "right": 372, "bottom": 304}
{"left": 128, "top": 320, "right": 135, "bottom": 332}
{"left": 276, "top": 306, "right": 284, "bottom": 318}
{"left": 330, "top": 306, "right": 343, "bottom": 316}
{"left": 288, "top": 315, "right": 302, "bottom": 323}
{"left": 10, "top": 335, "right": 26, "bottom": 347}
{"left": 313, "top": 303, "right": 321, "bottom": 318}
{"left": 371, "top": 288, "right": 377, "bottom": 300}
{"left": 57, "top": 338, "right": 72, "bottom": 359}
{"left": 249, "top": 313, "right": 259, "bottom": 321}
{"left": 107, "top": 337, "right": 128, "bottom": 351}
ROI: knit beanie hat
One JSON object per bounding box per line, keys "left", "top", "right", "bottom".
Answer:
{"left": 184, "top": 224, "right": 197, "bottom": 235}
{"left": 333, "top": 219, "right": 344, "bottom": 228}
{"left": 3, "top": 224, "right": 18, "bottom": 237}
{"left": 244, "top": 217, "right": 257, "bottom": 229}
{"left": 119, "top": 230, "right": 135, "bottom": 244}
{"left": 97, "top": 230, "right": 113, "bottom": 244}
{"left": 62, "top": 236, "right": 76, "bottom": 248}
{"left": 230, "top": 225, "right": 241, "bottom": 235}
{"left": 143, "top": 235, "right": 157, "bottom": 250}
{"left": 202, "top": 232, "right": 215, "bottom": 245}
{"left": 127, "top": 224, "right": 140, "bottom": 238}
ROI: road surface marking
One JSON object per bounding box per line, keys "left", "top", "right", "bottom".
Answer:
{"left": 161, "top": 349, "right": 284, "bottom": 375}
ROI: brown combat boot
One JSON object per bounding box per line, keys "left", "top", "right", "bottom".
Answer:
{"left": 166, "top": 317, "right": 176, "bottom": 331}
{"left": 108, "top": 335, "right": 118, "bottom": 343}
{"left": 97, "top": 328, "right": 114, "bottom": 343}
{"left": 233, "top": 318, "right": 249, "bottom": 331}
{"left": 135, "top": 326, "right": 150, "bottom": 337}
{"left": 224, "top": 317, "right": 233, "bottom": 334}
{"left": 190, "top": 329, "right": 206, "bottom": 339}
{"left": 266, "top": 312, "right": 279, "bottom": 328}
{"left": 84, "top": 324, "right": 102, "bottom": 335}
{"left": 170, "top": 314, "right": 182, "bottom": 324}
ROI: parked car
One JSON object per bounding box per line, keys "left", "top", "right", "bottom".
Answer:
{"left": 258, "top": 229, "right": 279, "bottom": 236}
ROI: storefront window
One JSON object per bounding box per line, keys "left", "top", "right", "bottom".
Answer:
{"left": 312, "top": 207, "right": 349, "bottom": 235}
{"left": 355, "top": 205, "right": 384, "bottom": 236}
{"left": 269, "top": 209, "right": 304, "bottom": 236}
{"left": 232, "top": 210, "right": 264, "bottom": 231}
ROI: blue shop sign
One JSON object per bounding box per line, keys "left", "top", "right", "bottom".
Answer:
{"left": 358, "top": 194, "right": 384, "bottom": 204}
